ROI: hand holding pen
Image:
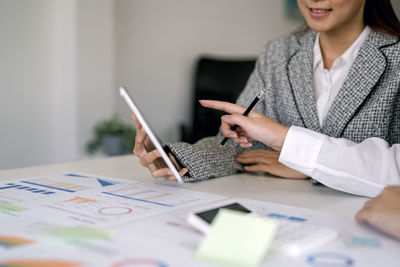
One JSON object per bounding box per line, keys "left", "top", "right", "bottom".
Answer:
{"left": 219, "top": 88, "right": 266, "bottom": 147}
{"left": 199, "top": 89, "right": 289, "bottom": 152}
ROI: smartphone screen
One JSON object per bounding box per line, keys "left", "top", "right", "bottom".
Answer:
{"left": 196, "top": 203, "right": 251, "bottom": 224}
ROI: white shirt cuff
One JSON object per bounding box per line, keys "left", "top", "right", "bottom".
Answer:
{"left": 279, "top": 126, "right": 324, "bottom": 176}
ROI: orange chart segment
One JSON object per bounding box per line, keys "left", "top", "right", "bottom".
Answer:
{"left": 0, "top": 260, "right": 81, "bottom": 267}
{"left": 63, "top": 197, "right": 97, "bottom": 204}
{"left": 0, "top": 235, "right": 35, "bottom": 248}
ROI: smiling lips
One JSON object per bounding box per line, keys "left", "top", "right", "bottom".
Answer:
{"left": 309, "top": 7, "right": 333, "bottom": 18}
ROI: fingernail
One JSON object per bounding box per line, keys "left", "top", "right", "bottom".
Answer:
{"left": 241, "top": 143, "right": 252, "bottom": 148}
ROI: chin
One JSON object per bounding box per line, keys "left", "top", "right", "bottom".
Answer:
{"left": 309, "top": 26, "right": 332, "bottom": 33}
{"left": 306, "top": 20, "right": 334, "bottom": 33}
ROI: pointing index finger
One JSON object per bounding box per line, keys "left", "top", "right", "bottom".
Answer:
{"left": 199, "top": 100, "right": 247, "bottom": 114}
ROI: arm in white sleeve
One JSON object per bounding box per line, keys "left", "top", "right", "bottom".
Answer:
{"left": 279, "top": 126, "right": 400, "bottom": 198}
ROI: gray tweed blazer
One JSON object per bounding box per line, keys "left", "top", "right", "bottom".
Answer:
{"left": 169, "top": 29, "right": 400, "bottom": 182}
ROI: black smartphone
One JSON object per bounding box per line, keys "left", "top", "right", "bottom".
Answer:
{"left": 187, "top": 202, "right": 252, "bottom": 234}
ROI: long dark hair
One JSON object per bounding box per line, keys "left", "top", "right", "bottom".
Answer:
{"left": 364, "top": 0, "right": 400, "bottom": 37}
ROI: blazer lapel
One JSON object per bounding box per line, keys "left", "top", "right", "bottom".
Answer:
{"left": 321, "top": 31, "right": 394, "bottom": 137}
{"left": 288, "top": 31, "right": 321, "bottom": 132}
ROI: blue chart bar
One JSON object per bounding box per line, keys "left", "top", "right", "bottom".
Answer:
{"left": 65, "top": 173, "right": 91, "bottom": 178}
{"left": 22, "top": 181, "right": 75, "bottom": 193}
{"left": 0, "top": 182, "right": 56, "bottom": 195}
{"left": 32, "top": 190, "right": 46, "bottom": 193}
{"left": 267, "top": 213, "right": 307, "bottom": 222}
{"left": 0, "top": 185, "right": 18, "bottom": 190}
{"left": 16, "top": 186, "right": 30, "bottom": 190}
{"left": 267, "top": 213, "right": 288, "bottom": 219}
{"left": 102, "top": 192, "right": 174, "bottom": 207}
{"left": 288, "top": 216, "right": 307, "bottom": 222}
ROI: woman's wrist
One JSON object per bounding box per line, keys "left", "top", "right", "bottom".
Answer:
{"left": 268, "top": 125, "right": 289, "bottom": 151}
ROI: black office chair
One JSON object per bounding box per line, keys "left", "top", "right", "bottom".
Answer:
{"left": 181, "top": 56, "right": 256, "bottom": 144}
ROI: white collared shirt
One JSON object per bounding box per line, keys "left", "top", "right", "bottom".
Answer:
{"left": 279, "top": 27, "right": 400, "bottom": 198}
{"left": 314, "top": 26, "right": 371, "bottom": 127}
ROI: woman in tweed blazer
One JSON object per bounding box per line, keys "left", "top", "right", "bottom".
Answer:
{"left": 133, "top": 0, "right": 399, "bottom": 197}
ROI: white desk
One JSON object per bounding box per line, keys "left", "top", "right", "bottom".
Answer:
{"left": 0, "top": 155, "right": 369, "bottom": 218}
{"left": 3, "top": 156, "right": 399, "bottom": 267}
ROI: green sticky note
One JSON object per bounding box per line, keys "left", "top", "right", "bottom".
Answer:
{"left": 0, "top": 202, "right": 28, "bottom": 212}
{"left": 195, "top": 209, "right": 278, "bottom": 267}
{"left": 46, "top": 224, "right": 116, "bottom": 242}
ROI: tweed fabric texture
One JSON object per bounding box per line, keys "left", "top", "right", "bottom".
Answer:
{"left": 169, "top": 29, "right": 400, "bottom": 182}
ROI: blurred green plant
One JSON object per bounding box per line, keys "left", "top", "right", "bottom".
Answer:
{"left": 85, "top": 115, "right": 135, "bottom": 155}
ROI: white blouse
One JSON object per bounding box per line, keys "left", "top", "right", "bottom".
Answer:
{"left": 314, "top": 27, "right": 371, "bottom": 127}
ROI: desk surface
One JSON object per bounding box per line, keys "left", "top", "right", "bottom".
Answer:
{"left": 0, "top": 155, "right": 369, "bottom": 218}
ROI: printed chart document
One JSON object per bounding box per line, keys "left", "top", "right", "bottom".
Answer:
{"left": 1, "top": 173, "right": 399, "bottom": 266}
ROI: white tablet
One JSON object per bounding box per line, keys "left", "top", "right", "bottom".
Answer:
{"left": 119, "top": 86, "right": 184, "bottom": 183}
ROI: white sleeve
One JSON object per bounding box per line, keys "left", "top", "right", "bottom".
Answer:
{"left": 279, "top": 126, "right": 400, "bottom": 197}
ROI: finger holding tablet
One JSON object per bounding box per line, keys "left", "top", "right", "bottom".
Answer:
{"left": 131, "top": 114, "right": 188, "bottom": 180}
{"left": 120, "top": 87, "right": 187, "bottom": 182}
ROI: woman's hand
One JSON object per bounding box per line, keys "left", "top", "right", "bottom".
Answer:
{"left": 199, "top": 100, "right": 289, "bottom": 151}
{"left": 132, "top": 115, "right": 187, "bottom": 180}
{"left": 236, "top": 150, "right": 308, "bottom": 179}
{"left": 355, "top": 186, "right": 400, "bottom": 240}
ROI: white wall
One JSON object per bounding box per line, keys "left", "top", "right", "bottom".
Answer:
{"left": 115, "top": 0, "right": 301, "bottom": 142}
{"left": 0, "top": 0, "right": 115, "bottom": 170}
{"left": 50, "top": 0, "right": 79, "bottom": 164}
{"left": 76, "top": 0, "right": 115, "bottom": 157}
{"left": 0, "top": 0, "right": 74, "bottom": 169}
